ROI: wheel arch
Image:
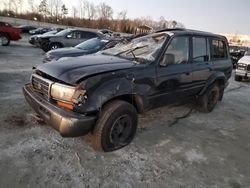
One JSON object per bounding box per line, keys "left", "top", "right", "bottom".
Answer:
{"left": 50, "top": 41, "right": 63, "bottom": 48}
{"left": 198, "top": 72, "right": 226, "bottom": 98}
{"left": 101, "top": 94, "right": 145, "bottom": 114}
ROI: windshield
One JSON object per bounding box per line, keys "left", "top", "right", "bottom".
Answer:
{"left": 101, "top": 33, "right": 168, "bottom": 63}
{"left": 55, "top": 29, "right": 70, "bottom": 36}
{"left": 75, "top": 38, "right": 108, "bottom": 50}
{"left": 245, "top": 50, "right": 250, "bottom": 56}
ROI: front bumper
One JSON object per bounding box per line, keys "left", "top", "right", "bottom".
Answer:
{"left": 23, "top": 84, "right": 96, "bottom": 137}
{"left": 235, "top": 69, "right": 250, "bottom": 77}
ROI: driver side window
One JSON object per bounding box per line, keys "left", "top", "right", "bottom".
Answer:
{"left": 160, "top": 36, "right": 189, "bottom": 66}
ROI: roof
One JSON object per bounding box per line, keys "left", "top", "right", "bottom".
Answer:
{"left": 155, "top": 28, "right": 227, "bottom": 39}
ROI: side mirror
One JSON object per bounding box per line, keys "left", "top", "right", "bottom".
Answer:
{"left": 66, "top": 34, "right": 72, "bottom": 39}
{"left": 160, "top": 53, "right": 175, "bottom": 66}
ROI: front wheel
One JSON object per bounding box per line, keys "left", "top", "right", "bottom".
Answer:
{"left": 49, "top": 43, "right": 62, "bottom": 50}
{"left": 0, "top": 34, "right": 10, "bottom": 46}
{"left": 91, "top": 100, "right": 138, "bottom": 152}
{"left": 198, "top": 83, "right": 220, "bottom": 113}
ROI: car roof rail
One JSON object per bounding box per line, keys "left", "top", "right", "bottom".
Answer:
{"left": 155, "top": 28, "right": 186, "bottom": 33}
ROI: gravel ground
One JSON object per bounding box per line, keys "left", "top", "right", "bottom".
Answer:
{"left": 0, "top": 35, "right": 250, "bottom": 188}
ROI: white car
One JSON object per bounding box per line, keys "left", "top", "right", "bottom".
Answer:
{"left": 235, "top": 50, "right": 250, "bottom": 81}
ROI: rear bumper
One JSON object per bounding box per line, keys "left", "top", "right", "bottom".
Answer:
{"left": 23, "top": 84, "right": 96, "bottom": 137}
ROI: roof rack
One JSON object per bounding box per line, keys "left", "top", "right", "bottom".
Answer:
{"left": 155, "top": 28, "right": 186, "bottom": 33}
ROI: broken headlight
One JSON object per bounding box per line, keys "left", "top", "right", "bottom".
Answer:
{"left": 50, "top": 83, "right": 86, "bottom": 104}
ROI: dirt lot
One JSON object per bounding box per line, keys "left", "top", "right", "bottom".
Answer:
{"left": 0, "top": 35, "right": 250, "bottom": 188}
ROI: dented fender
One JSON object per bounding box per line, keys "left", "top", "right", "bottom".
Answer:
{"left": 74, "top": 71, "right": 150, "bottom": 114}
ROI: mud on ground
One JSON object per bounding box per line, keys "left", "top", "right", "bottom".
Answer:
{"left": 0, "top": 36, "right": 250, "bottom": 188}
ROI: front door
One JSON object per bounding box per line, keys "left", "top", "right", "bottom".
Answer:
{"left": 152, "top": 36, "right": 193, "bottom": 107}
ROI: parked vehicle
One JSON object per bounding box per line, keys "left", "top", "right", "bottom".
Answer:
{"left": 23, "top": 29, "right": 232, "bottom": 152}
{"left": 99, "top": 29, "right": 113, "bottom": 36}
{"left": 39, "top": 28, "right": 103, "bottom": 52}
{"left": 29, "top": 27, "right": 52, "bottom": 35}
{"left": 29, "top": 28, "right": 64, "bottom": 46}
{"left": 0, "top": 21, "right": 21, "bottom": 46}
{"left": 43, "top": 37, "right": 122, "bottom": 63}
{"left": 235, "top": 49, "right": 250, "bottom": 81}
{"left": 229, "top": 45, "right": 247, "bottom": 68}
{"left": 17, "top": 25, "right": 37, "bottom": 33}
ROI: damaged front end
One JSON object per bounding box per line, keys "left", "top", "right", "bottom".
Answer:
{"left": 23, "top": 73, "right": 96, "bottom": 137}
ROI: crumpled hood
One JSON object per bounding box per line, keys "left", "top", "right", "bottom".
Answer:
{"left": 238, "top": 55, "right": 250, "bottom": 65}
{"left": 37, "top": 54, "right": 135, "bottom": 84}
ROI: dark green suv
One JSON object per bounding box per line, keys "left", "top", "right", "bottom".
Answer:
{"left": 23, "top": 29, "right": 232, "bottom": 152}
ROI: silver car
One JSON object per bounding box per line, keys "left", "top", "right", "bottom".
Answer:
{"left": 39, "top": 28, "right": 103, "bottom": 52}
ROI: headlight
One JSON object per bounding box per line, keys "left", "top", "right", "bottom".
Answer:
{"left": 51, "top": 83, "right": 76, "bottom": 102}
{"left": 50, "top": 83, "right": 86, "bottom": 104}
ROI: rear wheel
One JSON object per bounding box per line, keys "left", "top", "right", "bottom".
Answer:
{"left": 198, "top": 83, "right": 220, "bottom": 113}
{"left": 91, "top": 100, "right": 138, "bottom": 152}
{"left": 0, "top": 34, "right": 10, "bottom": 46}
{"left": 234, "top": 75, "right": 242, "bottom": 81}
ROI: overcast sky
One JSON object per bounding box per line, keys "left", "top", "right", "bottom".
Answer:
{"left": 4, "top": 0, "right": 249, "bottom": 34}
{"left": 61, "top": 0, "right": 250, "bottom": 34}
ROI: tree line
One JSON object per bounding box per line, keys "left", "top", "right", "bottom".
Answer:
{"left": 0, "top": 0, "right": 184, "bottom": 33}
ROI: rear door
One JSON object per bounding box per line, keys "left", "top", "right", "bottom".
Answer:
{"left": 210, "top": 38, "right": 232, "bottom": 79}
{"left": 152, "top": 35, "right": 193, "bottom": 107}
{"left": 190, "top": 36, "right": 213, "bottom": 94}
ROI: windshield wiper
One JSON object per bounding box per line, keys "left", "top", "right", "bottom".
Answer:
{"left": 115, "top": 45, "right": 149, "bottom": 61}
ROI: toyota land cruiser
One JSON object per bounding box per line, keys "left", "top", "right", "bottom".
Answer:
{"left": 23, "top": 29, "right": 232, "bottom": 152}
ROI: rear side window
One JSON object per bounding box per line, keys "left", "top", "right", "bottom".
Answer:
{"left": 192, "top": 37, "right": 208, "bottom": 62}
{"left": 211, "top": 39, "right": 227, "bottom": 60}
{"left": 70, "top": 31, "right": 82, "bottom": 39}
{"left": 81, "top": 31, "right": 98, "bottom": 38}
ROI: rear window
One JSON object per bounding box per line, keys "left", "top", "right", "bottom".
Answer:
{"left": 192, "top": 37, "right": 209, "bottom": 62}
{"left": 211, "top": 39, "right": 227, "bottom": 60}
{"left": 81, "top": 31, "right": 98, "bottom": 38}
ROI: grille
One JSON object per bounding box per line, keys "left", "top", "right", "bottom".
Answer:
{"left": 247, "top": 65, "right": 250, "bottom": 71}
{"left": 32, "top": 74, "right": 52, "bottom": 100}
{"left": 237, "top": 63, "right": 247, "bottom": 70}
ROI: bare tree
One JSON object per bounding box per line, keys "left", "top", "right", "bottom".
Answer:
{"left": 159, "top": 16, "right": 168, "bottom": 29}
{"left": 54, "top": 0, "right": 62, "bottom": 20}
{"left": 84, "top": 0, "right": 96, "bottom": 20}
{"left": 116, "top": 10, "right": 127, "bottom": 32}
{"left": 11, "top": 0, "right": 21, "bottom": 15}
{"left": 3, "top": 0, "right": 12, "bottom": 12}
{"left": 61, "top": 4, "right": 68, "bottom": 18}
{"left": 78, "top": 0, "right": 85, "bottom": 19}
{"left": 38, "top": 0, "right": 48, "bottom": 19}
{"left": 117, "top": 10, "right": 127, "bottom": 20}
{"left": 28, "top": 0, "right": 35, "bottom": 12}
{"left": 72, "top": 6, "right": 78, "bottom": 19}
{"left": 98, "top": 2, "right": 113, "bottom": 20}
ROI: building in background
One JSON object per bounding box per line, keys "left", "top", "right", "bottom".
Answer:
{"left": 221, "top": 33, "right": 250, "bottom": 47}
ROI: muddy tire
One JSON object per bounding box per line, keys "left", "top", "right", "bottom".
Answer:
{"left": 91, "top": 100, "right": 138, "bottom": 152}
{"left": 234, "top": 75, "right": 242, "bottom": 81}
{"left": 0, "top": 33, "right": 10, "bottom": 46}
{"left": 198, "top": 83, "right": 220, "bottom": 113}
